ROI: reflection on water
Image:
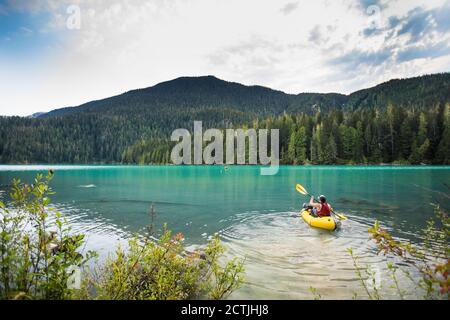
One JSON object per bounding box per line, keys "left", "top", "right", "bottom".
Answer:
{"left": 52, "top": 203, "right": 130, "bottom": 261}
{"left": 0, "top": 165, "right": 449, "bottom": 299}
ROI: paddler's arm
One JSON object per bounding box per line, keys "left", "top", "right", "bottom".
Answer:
{"left": 309, "top": 196, "right": 320, "bottom": 208}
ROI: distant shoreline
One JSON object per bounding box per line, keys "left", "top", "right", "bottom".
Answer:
{"left": 0, "top": 163, "right": 448, "bottom": 168}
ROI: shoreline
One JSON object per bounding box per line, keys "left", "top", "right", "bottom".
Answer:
{"left": 1, "top": 164, "right": 449, "bottom": 174}
{"left": 0, "top": 164, "right": 448, "bottom": 168}
{"left": 0, "top": 162, "right": 445, "bottom": 167}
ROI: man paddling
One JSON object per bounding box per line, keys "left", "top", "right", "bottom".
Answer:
{"left": 309, "top": 195, "right": 332, "bottom": 217}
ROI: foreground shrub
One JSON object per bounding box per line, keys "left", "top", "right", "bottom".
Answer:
{"left": 368, "top": 204, "right": 449, "bottom": 299}
{"left": 0, "top": 172, "right": 95, "bottom": 299}
{"left": 0, "top": 173, "right": 244, "bottom": 300}
{"left": 77, "top": 230, "right": 244, "bottom": 300}
{"left": 349, "top": 204, "right": 449, "bottom": 300}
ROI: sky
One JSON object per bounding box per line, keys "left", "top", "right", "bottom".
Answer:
{"left": 0, "top": 0, "right": 450, "bottom": 116}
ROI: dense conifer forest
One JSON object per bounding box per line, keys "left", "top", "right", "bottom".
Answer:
{"left": 1, "top": 73, "right": 449, "bottom": 165}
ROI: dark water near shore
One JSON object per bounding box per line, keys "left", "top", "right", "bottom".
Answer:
{"left": 1, "top": 165, "right": 449, "bottom": 299}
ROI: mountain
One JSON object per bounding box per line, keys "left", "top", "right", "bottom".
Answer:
{"left": 345, "top": 73, "right": 450, "bottom": 111}
{"left": 39, "top": 73, "right": 450, "bottom": 118}
{"left": 0, "top": 73, "right": 449, "bottom": 164}
{"left": 41, "top": 75, "right": 348, "bottom": 119}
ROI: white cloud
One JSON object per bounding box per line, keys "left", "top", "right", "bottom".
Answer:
{"left": 0, "top": 0, "right": 449, "bottom": 116}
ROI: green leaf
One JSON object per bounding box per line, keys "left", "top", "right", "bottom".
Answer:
{"left": 42, "top": 197, "right": 51, "bottom": 206}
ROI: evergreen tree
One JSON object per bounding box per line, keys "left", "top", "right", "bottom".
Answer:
{"left": 317, "top": 124, "right": 328, "bottom": 164}
{"left": 310, "top": 127, "right": 319, "bottom": 164}
{"left": 418, "top": 112, "right": 428, "bottom": 146}
{"left": 295, "top": 126, "right": 307, "bottom": 164}
{"left": 399, "top": 115, "right": 413, "bottom": 159}
{"left": 339, "top": 125, "right": 354, "bottom": 161}
{"left": 386, "top": 104, "right": 397, "bottom": 161}
{"left": 323, "top": 135, "right": 338, "bottom": 164}
{"left": 435, "top": 105, "right": 450, "bottom": 164}
{"left": 287, "top": 130, "right": 297, "bottom": 164}
{"left": 354, "top": 121, "right": 365, "bottom": 163}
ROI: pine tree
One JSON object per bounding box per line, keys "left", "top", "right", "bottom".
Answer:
{"left": 287, "top": 130, "right": 297, "bottom": 164}
{"left": 354, "top": 121, "right": 365, "bottom": 163}
{"left": 409, "top": 137, "right": 430, "bottom": 164}
{"left": 322, "top": 135, "right": 337, "bottom": 164}
{"left": 386, "top": 104, "right": 396, "bottom": 161}
{"left": 317, "top": 124, "right": 328, "bottom": 164}
{"left": 429, "top": 103, "right": 446, "bottom": 157}
{"left": 418, "top": 112, "right": 428, "bottom": 146}
{"left": 399, "top": 116, "right": 413, "bottom": 160}
{"left": 409, "top": 137, "right": 420, "bottom": 164}
{"left": 435, "top": 105, "right": 450, "bottom": 164}
{"left": 310, "top": 127, "right": 319, "bottom": 164}
{"left": 295, "top": 126, "right": 307, "bottom": 164}
{"left": 339, "top": 124, "right": 353, "bottom": 161}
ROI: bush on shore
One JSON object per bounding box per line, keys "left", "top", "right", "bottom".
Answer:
{"left": 0, "top": 172, "right": 244, "bottom": 300}
{"left": 348, "top": 204, "right": 449, "bottom": 300}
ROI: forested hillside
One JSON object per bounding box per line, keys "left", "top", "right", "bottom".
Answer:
{"left": 121, "top": 104, "right": 449, "bottom": 165}
{"left": 0, "top": 73, "right": 449, "bottom": 164}
{"left": 41, "top": 76, "right": 346, "bottom": 119}
{"left": 345, "top": 73, "right": 450, "bottom": 111}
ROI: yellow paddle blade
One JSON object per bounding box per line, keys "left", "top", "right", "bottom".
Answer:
{"left": 331, "top": 211, "right": 348, "bottom": 220}
{"left": 295, "top": 184, "right": 309, "bottom": 195}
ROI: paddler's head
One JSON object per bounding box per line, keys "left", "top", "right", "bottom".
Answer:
{"left": 318, "top": 195, "right": 327, "bottom": 203}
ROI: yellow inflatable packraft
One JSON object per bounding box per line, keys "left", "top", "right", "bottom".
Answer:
{"left": 300, "top": 209, "right": 337, "bottom": 231}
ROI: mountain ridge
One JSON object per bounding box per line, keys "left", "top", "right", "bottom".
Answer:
{"left": 40, "top": 73, "right": 450, "bottom": 118}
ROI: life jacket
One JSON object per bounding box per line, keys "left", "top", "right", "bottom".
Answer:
{"left": 317, "top": 203, "right": 331, "bottom": 217}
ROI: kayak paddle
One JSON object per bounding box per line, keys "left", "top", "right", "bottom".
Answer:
{"left": 295, "top": 183, "right": 347, "bottom": 220}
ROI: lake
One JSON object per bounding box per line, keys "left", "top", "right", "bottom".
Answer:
{"left": 1, "top": 165, "right": 449, "bottom": 299}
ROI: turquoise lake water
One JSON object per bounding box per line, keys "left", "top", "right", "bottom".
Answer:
{"left": 0, "top": 165, "right": 449, "bottom": 299}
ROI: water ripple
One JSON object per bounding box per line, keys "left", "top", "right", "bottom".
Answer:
{"left": 220, "top": 211, "right": 422, "bottom": 299}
